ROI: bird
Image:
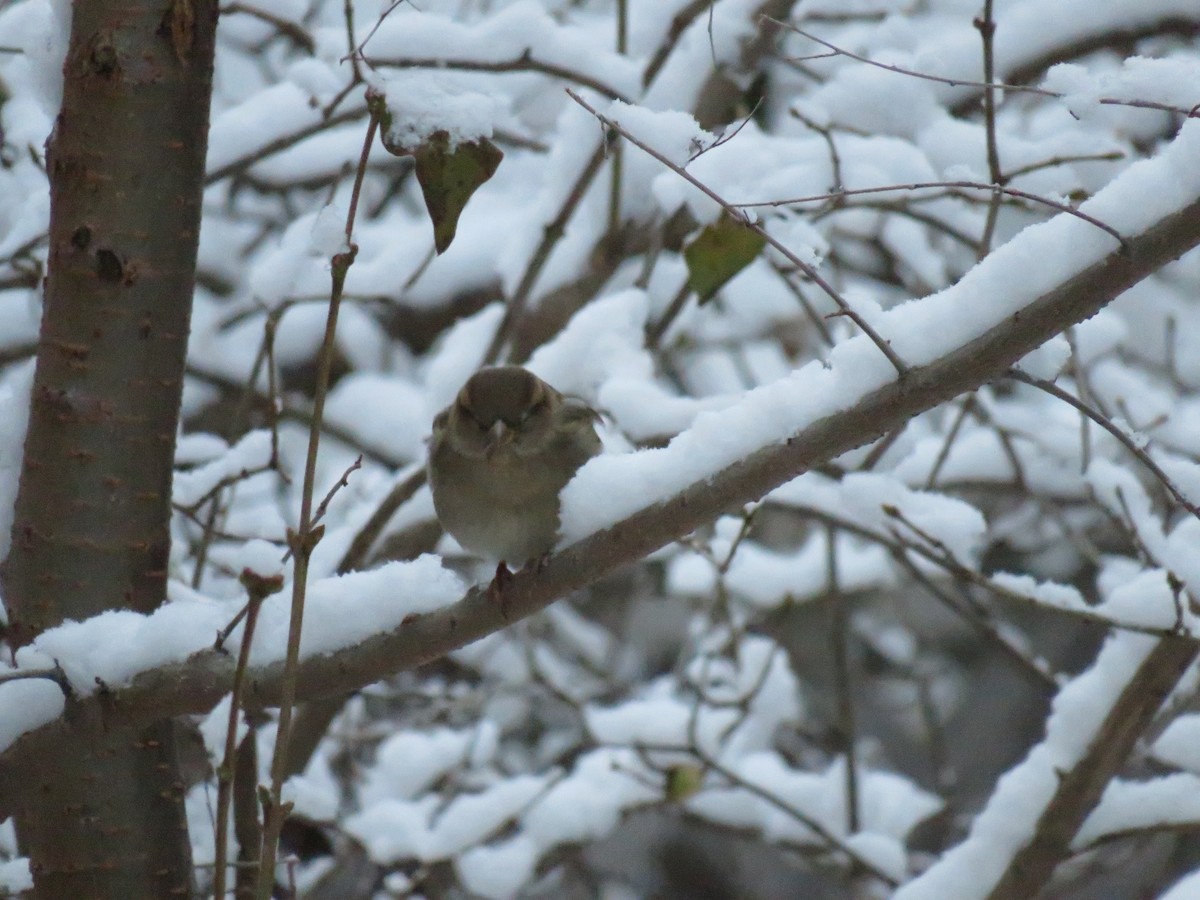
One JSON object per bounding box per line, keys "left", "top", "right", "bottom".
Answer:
{"left": 428, "top": 366, "right": 602, "bottom": 578}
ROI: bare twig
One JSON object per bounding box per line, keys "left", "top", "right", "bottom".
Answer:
{"left": 827, "top": 525, "right": 860, "bottom": 834}
{"left": 484, "top": 139, "right": 609, "bottom": 363}
{"left": 255, "top": 100, "right": 378, "bottom": 899}
{"left": 342, "top": 0, "right": 363, "bottom": 82}
{"left": 769, "top": 261, "right": 836, "bottom": 345}
{"left": 736, "top": 181, "right": 1126, "bottom": 247}
{"left": 887, "top": 547, "right": 1057, "bottom": 691}
{"left": 976, "top": 0, "right": 1003, "bottom": 258}
{"left": 0, "top": 666, "right": 68, "bottom": 689}
{"left": 1005, "top": 151, "right": 1124, "bottom": 180}
{"left": 311, "top": 455, "right": 363, "bottom": 530}
{"left": 189, "top": 488, "right": 224, "bottom": 590}
{"left": 205, "top": 107, "right": 367, "bottom": 185}
{"left": 566, "top": 89, "right": 910, "bottom": 376}
{"left": 220, "top": 3, "right": 315, "bottom": 53}
{"left": 642, "top": 0, "right": 714, "bottom": 88}
{"left": 631, "top": 739, "right": 898, "bottom": 886}
{"left": 645, "top": 281, "right": 693, "bottom": 347}
{"left": 213, "top": 569, "right": 281, "bottom": 900}
{"left": 689, "top": 97, "right": 763, "bottom": 163}
{"left": 925, "top": 394, "right": 976, "bottom": 489}
{"left": 183, "top": 362, "right": 402, "bottom": 468}
{"left": 279, "top": 453, "right": 363, "bottom": 563}
{"left": 609, "top": 0, "right": 628, "bottom": 235}
{"left": 1008, "top": 369, "right": 1200, "bottom": 523}
{"left": 775, "top": 19, "right": 1200, "bottom": 121}
{"left": 335, "top": 466, "right": 428, "bottom": 574}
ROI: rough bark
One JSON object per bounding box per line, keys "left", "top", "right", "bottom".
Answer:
{"left": 0, "top": 1, "right": 218, "bottom": 896}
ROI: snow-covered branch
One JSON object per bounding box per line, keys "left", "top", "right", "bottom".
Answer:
{"left": 3, "top": 134, "right": 1198, "bottom": 819}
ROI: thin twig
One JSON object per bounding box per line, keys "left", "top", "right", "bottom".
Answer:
{"left": 352, "top": 0, "right": 407, "bottom": 62}
{"left": 689, "top": 97, "right": 763, "bottom": 163}
{"left": 184, "top": 362, "right": 402, "bottom": 468}
{"left": 190, "top": 489, "right": 224, "bottom": 591}
{"left": 280, "top": 452, "right": 363, "bottom": 563}
{"left": 261, "top": 315, "right": 287, "bottom": 479}
{"left": 311, "top": 455, "right": 363, "bottom": 530}
{"left": 764, "top": 262, "right": 833, "bottom": 346}
{"left": 774, "top": 19, "right": 1200, "bottom": 121}
{"left": 857, "top": 426, "right": 904, "bottom": 471}
{"left": 484, "top": 139, "right": 609, "bottom": 363}
{"left": 176, "top": 463, "right": 276, "bottom": 518}
{"left": 976, "top": 0, "right": 1003, "bottom": 258}
{"left": 0, "top": 667, "right": 68, "bottom": 689}
{"left": 213, "top": 570, "right": 280, "bottom": 900}
{"left": 645, "top": 281, "right": 693, "bottom": 347}
{"left": 631, "top": 740, "right": 899, "bottom": 886}
{"left": 1005, "top": 151, "right": 1124, "bottom": 180}
{"left": 1008, "top": 369, "right": 1200, "bottom": 523}
{"left": 925, "top": 394, "right": 976, "bottom": 489}
{"left": 818, "top": 199, "right": 980, "bottom": 250}
{"left": 220, "top": 3, "right": 315, "bottom": 53}
{"left": 827, "top": 526, "right": 860, "bottom": 834}
{"left": 1064, "top": 329, "right": 1093, "bottom": 472}
{"left": 205, "top": 107, "right": 366, "bottom": 185}
{"left": 335, "top": 466, "right": 428, "bottom": 574}
{"left": 783, "top": 496, "right": 1179, "bottom": 638}
{"left": 790, "top": 107, "right": 844, "bottom": 200}
{"left": 566, "top": 89, "right": 910, "bottom": 376}
{"left": 342, "top": 0, "right": 362, "bottom": 82}
{"left": 736, "top": 181, "right": 1126, "bottom": 247}
{"left": 642, "top": 0, "right": 713, "bottom": 88}
{"left": 608, "top": 0, "right": 628, "bottom": 244}
{"left": 255, "top": 101, "right": 378, "bottom": 900}
{"left": 889, "top": 548, "right": 1057, "bottom": 691}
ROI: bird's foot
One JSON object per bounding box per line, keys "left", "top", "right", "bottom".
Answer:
{"left": 522, "top": 552, "right": 551, "bottom": 575}
{"left": 487, "top": 555, "right": 550, "bottom": 620}
{"left": 488, "top": 561, "right": 515, "bottom": 619}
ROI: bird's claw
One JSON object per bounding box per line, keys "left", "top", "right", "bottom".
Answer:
{"left": 488, "top": 561, "right": 515, "bottom": 619}
{"left": 522, "top": 552, "right": 551, "bottom": 575}
{"left": 487, "top": 555, "right": 550, "bottom": 620}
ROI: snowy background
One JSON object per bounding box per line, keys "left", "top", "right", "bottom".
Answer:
{"left": 3, "top": 0, "right": 1200, "bottom": 896}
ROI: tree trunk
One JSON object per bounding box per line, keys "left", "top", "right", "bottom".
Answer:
{"left": 1, "top": 1, "right": 218, "bottom": 896}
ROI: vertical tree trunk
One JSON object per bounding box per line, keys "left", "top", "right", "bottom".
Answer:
{"left": 1, "top": 1, "right": 218, "bottom": 896}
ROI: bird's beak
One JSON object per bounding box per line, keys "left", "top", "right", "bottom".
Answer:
{"left": 484, "top": 421, "right": 511, "bottom": 457}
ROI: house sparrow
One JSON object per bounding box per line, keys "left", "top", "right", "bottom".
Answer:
{"left": 428, "top": 366, "right": 602, "bottom": 568}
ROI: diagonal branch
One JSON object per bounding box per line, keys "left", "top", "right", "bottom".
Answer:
{"left": 565, "top": 89, "right": 911, "bottom": 376}
{"left": 985, "top": 636, "right": 1199, "bottom": 900}
{"left": 2, "top": 178, "right": 1200, "bottom": 819}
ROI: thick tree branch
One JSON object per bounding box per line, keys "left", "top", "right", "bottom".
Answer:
{"left": 985, "top": 636, "right": 1199, "bottom": 900}
{"left": 2, "top": 187, "right": 1200, "bottom": 818}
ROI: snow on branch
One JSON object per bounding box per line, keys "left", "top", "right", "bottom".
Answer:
{"left": 3, "top": 116, "right": 1200, "bottom": 816}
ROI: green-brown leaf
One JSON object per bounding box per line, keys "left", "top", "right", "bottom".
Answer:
{"left": 664, "top": 765, "right": 704, "bottom": 802}
{"left": 412, "top": 131, "right": 504, "bottom": 254}
{"left": 683, "top": 214, "right": 766, "bottom": 303}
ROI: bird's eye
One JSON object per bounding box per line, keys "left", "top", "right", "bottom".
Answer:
{"left": 459, "top": 407, "right": 487, "bottom": 431}
{"left": 520, "top": 399, "right": 548, "bottom": 425}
